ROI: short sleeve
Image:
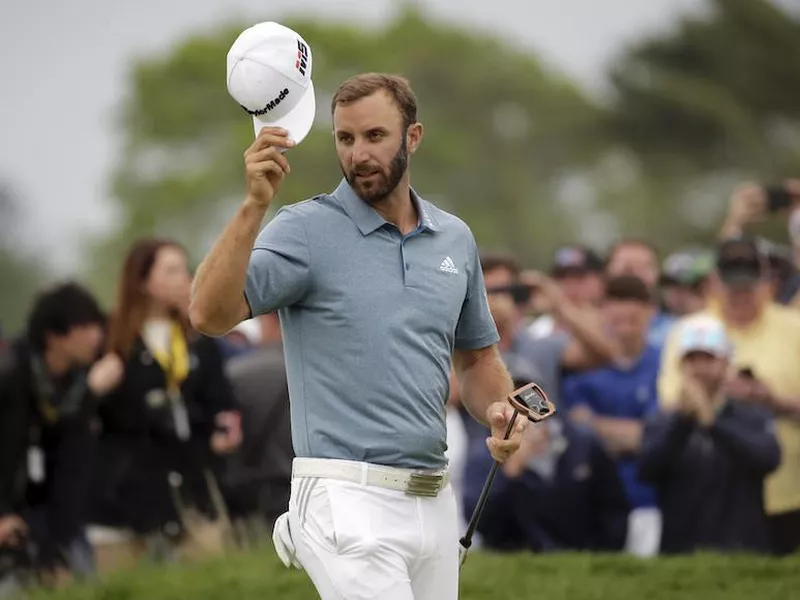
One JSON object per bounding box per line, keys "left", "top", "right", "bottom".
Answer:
{"left": 454, "top": 235, "right": 500, "bottom": 350}
{"left": 245, "top": 206, "right": 311, "bottom": 316}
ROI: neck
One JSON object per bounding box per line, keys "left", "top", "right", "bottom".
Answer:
{"left": 146, "top": 303, "right": 172, "bottom": 321}
{"left": 372, "top": 178, "right": 418, "bottom": 235}
{"left": 43, "top": 346, "right": 70, "bottom": 377}
{"left": 619, "top": 339, "right": 645, "bottom": 361}
{"left": 721, "top": 306, "right": 759, "bottom": 329}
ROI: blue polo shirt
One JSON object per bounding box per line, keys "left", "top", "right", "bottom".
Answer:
{"left": 244, "top": 179, "right": 499, "bottom": 470}
{"left": 562, "top": 346, "right": 662, "bottom": 509}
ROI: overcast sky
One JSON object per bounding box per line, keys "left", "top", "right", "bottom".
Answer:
{"left": 1, "top": 0, "right": 708, "bottom": 272}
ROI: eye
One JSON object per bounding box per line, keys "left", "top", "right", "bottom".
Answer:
{"left": 336, "top": 133, "right": 353, "bottom": 145}
{"left": 368, "top": 130, "right": 384, "bottom": 141}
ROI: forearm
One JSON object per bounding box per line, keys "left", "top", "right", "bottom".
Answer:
{"left": 190, "top": 197, "right": 268, "bottom": 335}
{"left": 454, "top": 347, "right": 514, "bottom": 427}
{"left": 592, "top": 416, "right": 644, "bottom": 456}
{"left": 766, "top": 395, "right": 800, "bottom": 421}
{"left": 555, "top": 302, "right": 617, "bottom": 363}
{"left": 718, "top": 217, "right": 744, "bottom": 240}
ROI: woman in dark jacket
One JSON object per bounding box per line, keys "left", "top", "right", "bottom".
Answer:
{"left": 88, "top": 237, "right": 241, "bottom": 548}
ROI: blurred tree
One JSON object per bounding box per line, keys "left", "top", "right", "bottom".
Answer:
{"left": 597, "top": 0, "right": 800, "bottom": 251}
{"left": 86, "top": 6, "right": 606, "bottom": 300}
{"left": 0, "top": 182, "right": 49, "bottom": 337}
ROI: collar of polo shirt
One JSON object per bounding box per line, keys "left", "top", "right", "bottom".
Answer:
{"left": 332, "top": 178, "right": 441, "bottom": 236}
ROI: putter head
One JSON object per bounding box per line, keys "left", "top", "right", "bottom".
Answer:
{"left": 508, "top": 382, "right": 556, "bottom": 422}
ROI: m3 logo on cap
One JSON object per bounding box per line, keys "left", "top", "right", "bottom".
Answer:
{"left": 247, "top": 88, "right": 290, "bottom": 116}
{"left": 296, "top": 40, "right": 309, "bottom": 76}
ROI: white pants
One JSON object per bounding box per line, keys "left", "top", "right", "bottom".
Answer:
{"left": 288, "top": 461, "right": 460, "bottom": 600}
{"left": 625, "top": 507, "right": 662, "bottom": 557}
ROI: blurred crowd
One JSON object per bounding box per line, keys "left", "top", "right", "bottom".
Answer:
{"left": 2, "top": 180, "right": 800, "bottom": 593}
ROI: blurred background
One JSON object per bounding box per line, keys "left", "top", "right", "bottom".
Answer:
{"left": 2, "top": 0, "right": 799, "bottom": 333}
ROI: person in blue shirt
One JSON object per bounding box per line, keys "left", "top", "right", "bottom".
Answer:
{"left": 605, "top": 238, "right": 675, "bottom": 348}
{"left": 562, "top": 274, "right": 662, "bottom": 557}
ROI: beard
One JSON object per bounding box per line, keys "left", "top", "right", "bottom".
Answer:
{"left": 342, "top": 138, "right": 408, "bottom": 205}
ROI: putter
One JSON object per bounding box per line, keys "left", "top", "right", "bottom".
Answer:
{"left": 458, "top": 382, "right": 556, "bottom": 567}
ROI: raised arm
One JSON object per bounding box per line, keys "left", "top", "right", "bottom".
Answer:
{"left": 189, "top": 127, "right": 294, "bottom": 336}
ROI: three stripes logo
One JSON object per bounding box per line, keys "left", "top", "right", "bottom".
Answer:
{"left": 439, "top": 256, "right": 459, "bottom": 275}
{"left": 296, "top": 40, "right": 309, "bottom": 76}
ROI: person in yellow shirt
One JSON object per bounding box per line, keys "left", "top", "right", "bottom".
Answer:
{"left": 658, "top": 237, "right": 800, "bottom": 555}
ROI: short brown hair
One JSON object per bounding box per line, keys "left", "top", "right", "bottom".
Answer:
{"left": 604, "top": 275, "right": 653, "bottom": 304}
{"left": 331, "top": 73, "right": 418, "bottom": 129}
{"left": 480, "top": 251, "right": 521, "bottom": 278}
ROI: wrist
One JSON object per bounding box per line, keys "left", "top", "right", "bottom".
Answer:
{"left": 244, "top": 194, "right": 273, "bottom": 212}
{"left": 720, "top": 217, "right": 744, "bottom": 238}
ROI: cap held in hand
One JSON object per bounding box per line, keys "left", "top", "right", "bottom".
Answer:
{"left": 226, "top": 21, "right": 316, "bottom": 144}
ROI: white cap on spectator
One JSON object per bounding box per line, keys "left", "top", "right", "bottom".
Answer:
{"left": 675, "top": 315, "right": 732, "bottom": 360}
{"left": 226, "top": 22, "right": 316, "bottom": 142}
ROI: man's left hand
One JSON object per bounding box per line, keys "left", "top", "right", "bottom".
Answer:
{"left": 485, "top": 401, "right": 528, "bottom": 463}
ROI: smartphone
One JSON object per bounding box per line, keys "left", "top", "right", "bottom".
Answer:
{"left": 765, "top": 185, "right": 794, "bottom": 212}
{"left": 738, "top": 367, "right": 755, "bottom": 380}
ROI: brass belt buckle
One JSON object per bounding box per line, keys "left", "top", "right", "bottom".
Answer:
{"left": 406, "top": 472, "right": 444, "bottom": 497}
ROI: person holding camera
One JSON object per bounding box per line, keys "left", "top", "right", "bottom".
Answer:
{"left": 0, "top": 283, "right": 106, "bottom": 586}
{"left": 719, "top": 181, "right": 800, "bottom": 306}
{"left": 658, "top": 236, "right": 800, "bottom": 555}
{"left": 640, "top": 315, "right": 780, "bottom": 554}
{"left": 87, "top": 238, "right": 241, "bottom": 566}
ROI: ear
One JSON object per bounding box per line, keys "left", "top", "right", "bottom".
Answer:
{"left": 407, "top": 122, "right": 423, "bottom": 155}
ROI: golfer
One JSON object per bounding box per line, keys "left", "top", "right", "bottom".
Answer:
{"left": 190, "top": 60, "right": 526, "bottom": 599}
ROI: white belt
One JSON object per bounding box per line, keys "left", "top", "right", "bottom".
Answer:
{"left": 292, "top": 458, "right": 450, "bottom": 498}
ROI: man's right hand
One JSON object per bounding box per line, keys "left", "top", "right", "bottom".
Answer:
{"left": 245, "top": 127, "right": 295, "bottom": 208}
{"left": 724, "top": 183, "right": 766, "bottom": 234}
{"left": 0, "top": 515, "right": 27, "bottom": 547}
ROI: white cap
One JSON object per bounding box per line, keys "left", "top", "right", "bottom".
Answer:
{"left": 675, "top": 314, "right": 732, "bottom": 360}
{"left": 226, "top": 22, "right": 316, "bottom": 143}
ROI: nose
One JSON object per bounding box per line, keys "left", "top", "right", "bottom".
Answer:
{"left": 350, "top": 139, "right": 371, "bottom": 166}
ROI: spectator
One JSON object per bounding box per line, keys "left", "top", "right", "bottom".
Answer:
{"left": 639, "top": 315, "right": 780, "bottom": 554}
{"left": 719, "top": 181, "right": 800, "bottom": 306}
{"left": 658, "top": 236, "right": 800, "bottom": 555}
{"left": 481, "top": 251, "right": 615, "bottom": 407}
{"left": 659, "top": 248, "right": 713, "bottom": 317}
{"left": 0, "top": 282, "right": 106, "bottom": 584}
{"left": 462, "top": 412, "right": 629, "bottom": 553}
{"left": 528, "top": 245, "right": 605, "bottom": 339}
{"left": 562, "top": 275, "right": 662, "bottom": 557}
{"left": 88, "top": 238, "right": 242, "bottom": 566}
{"left": 221, "top": 313, "right": 292, "bottom": 536}
{"left": 606, "top": 238, "right": 675, "bottom": 348}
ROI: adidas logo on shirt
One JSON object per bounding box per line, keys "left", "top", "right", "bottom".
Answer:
{"left": 439, "top": 256, "right": 459, "bottom": 274}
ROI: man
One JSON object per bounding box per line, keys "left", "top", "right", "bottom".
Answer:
{"left": 0, "top": 282, "right": 114, "bottom": 583}
{"left": 481, "top": 251, "right": 615, "bottom": 407}
{"left": 639, "top": 315, "right": 780, "bottom": 554}
{"left": 659, "top": 247, "right": 713, "bottom": 318}
{"left": 189, "top": 63, "right": 526, "bottom": 598}
{"left": 606, "top": 238, "right": 675, "bottom": 348}
{"left": 463, "top": 412, "right": 629, "bottom": 554}
{"left": 562, "top": 275, "right": 662, "bottom": 557}
{"left": 658, "top": 236, "right": 800, "bottom": 555}
{"left": 528, "top": 245, "right": 605, "bottom": 339}
{"left": 719, "top": 180, "right": 800, "bottom": 306}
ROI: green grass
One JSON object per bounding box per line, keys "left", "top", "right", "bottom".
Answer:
{"left": 24, "top": 546, "right": 800, "bottom": 600}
